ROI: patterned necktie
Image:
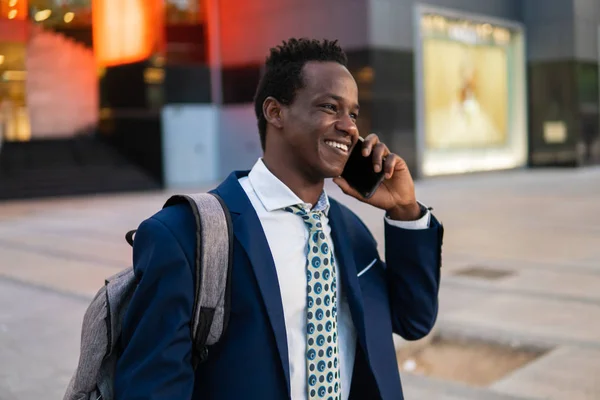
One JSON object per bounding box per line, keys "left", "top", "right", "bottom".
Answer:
{"left": 284, "top": 205, "right": 341, "bottom": 400}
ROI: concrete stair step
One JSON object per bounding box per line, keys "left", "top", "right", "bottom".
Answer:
{"left": 402, "top": 373, "right": 535, "bottom": 400}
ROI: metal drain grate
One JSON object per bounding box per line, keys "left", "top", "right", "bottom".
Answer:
{"left": 452, "top": 266, "right": 515, "bottom": 281}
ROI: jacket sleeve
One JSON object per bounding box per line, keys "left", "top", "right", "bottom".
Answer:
{"left": 115, "top": 216, "right": 196, "bottom": 399}
{"left": 384, "top": 215, "right": 443, "bottom": 340}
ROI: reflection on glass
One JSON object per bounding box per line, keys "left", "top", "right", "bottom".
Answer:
{"left": 164, "top": 0, "right": 207, "bottom": 64}
{"left": 1, "top": 0, "right": 27, "bottom": 20}
{"left": 424, "top": 39, "right": 508, "bottom": 149}
{"left": 0, "top": 42, "right": 30, "bottom": 142}
{"left": 166, "top": 0, "right": 203, "bottom": 24}
{"left": 419, "top": 12, "right": 527, "bottom": 176}
{"left": 93, "top": 0, "right": 162, "bottom": 66}
{"left": 421, "top": 14, "right": 512, "bottom": 45}
{"left": 33, "top": 8, "right": 51, "bottom": 21}
{"left": 28, "top": 0, "right": 92, "bottom": 26}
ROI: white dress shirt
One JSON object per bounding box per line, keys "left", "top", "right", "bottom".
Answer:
{"left": 239, "top": 159, "right": 429, "bottom": 400}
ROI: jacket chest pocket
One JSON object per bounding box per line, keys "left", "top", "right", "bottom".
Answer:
{"left": 357, "top": 258, "right": 388, "bottom": 301}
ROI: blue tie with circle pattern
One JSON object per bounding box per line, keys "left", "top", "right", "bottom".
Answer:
{"left": 284, "top": 204, "right": 341, "bottom": 400}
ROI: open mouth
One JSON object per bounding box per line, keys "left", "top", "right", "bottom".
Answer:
{"left": 324, "top": 140, "right": 349, "bottom": 153}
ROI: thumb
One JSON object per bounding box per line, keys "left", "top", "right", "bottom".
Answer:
{"left": 333, "top": 177, "right": 363, "bottom": 200}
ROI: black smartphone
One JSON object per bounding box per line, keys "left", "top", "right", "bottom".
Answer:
{"left": 341, "top": 137, "right": 386, "bottom": 199}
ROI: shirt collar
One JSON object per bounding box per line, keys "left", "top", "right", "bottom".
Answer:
{"left": 247, "top": 158, "right": 330, "bottom": 215}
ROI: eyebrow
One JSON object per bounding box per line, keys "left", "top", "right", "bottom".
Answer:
{"left": 322, "top": 93, "right": 360, "bottom": 111}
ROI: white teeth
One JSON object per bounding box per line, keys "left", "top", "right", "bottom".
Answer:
{"left": 325, "top": 141, "right": 348, "bottom": 152}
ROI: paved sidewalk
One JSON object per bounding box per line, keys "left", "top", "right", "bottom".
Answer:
{"left": 1, "top": 167, "right": 600, "bottom": 399}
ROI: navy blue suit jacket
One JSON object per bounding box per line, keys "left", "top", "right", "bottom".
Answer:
{"left": 115, "top": 171, "right": 443, "bottom": 399}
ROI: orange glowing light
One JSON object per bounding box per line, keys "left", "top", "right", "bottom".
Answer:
{"left": 92, "top": 0, "right": 161, "bottom": 66}
{"left": 1, "top": 0, "right": 27, "bottom": 20}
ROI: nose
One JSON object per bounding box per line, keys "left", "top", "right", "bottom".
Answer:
{"left": 335, "top": 114, "right": 359, "bottom": 139}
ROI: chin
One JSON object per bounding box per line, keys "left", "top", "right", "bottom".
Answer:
{"left": 312, "top": 149, "right": 347, "bottom": 179}
{"left": 319, "top": 163, "right": 345, "bottom": 179}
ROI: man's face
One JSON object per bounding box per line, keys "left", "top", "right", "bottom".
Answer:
{"left": 279, "top": 61, "right": 360, "bottom": 180}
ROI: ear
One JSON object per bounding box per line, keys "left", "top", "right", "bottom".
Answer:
{"left": 263, "top": 96, "right": 284, "bottom": 130}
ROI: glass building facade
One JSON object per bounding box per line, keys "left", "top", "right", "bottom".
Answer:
{"left": 0, "top": 0, "right": 599, "bottom": 199}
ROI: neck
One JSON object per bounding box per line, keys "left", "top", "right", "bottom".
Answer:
{"left": 262, "top": 154, "right": 324, "bottom": 207}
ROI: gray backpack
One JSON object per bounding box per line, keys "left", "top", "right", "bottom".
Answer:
{"left": 64, "top": 193, "right": 233, "bottom": 400}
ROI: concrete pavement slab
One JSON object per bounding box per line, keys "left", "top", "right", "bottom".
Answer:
{"left": 1, "top": 167, "right": 600, "bottom": 399}
{"left": 438, "top": 283, "right": 490, "bottom": 315}
{"left": 402, "top": 374, "right": 535, "bottom": 400}
{"left": 491, "top": 346, "right": 600, "bottom": 400}
{"left": 0, "top": 246, "right": 121, "bottom": 299}
{"left": 0, "top": 278, "right": 86, "bottom": 400}
{"left": 440, "top": 294, "right": 600, "bottom": 348}
{"left": 0, "top": 231, "right": 130, "bottom": 267}
{"left": 443, "top": 267, "right": 600, "bottom": 304}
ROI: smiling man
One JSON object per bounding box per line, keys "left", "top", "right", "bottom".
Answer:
{"left": 115, "top": 38, "right": 443, "bottom": 400}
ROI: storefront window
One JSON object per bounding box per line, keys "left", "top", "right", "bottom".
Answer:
{"left": 93, "top": 0, "right": 162, "bottom": 67}
{"left": 1, "top": 0, "right": 28, "bottom": 20}
{"left": 0, "top": 42, "right": 29, "bottom": 141}
{"left": 165, "top": 0, "right": 207, "bottom": 64}
{"left": 28, "top": 0, "right": 92, "bottom": 27}
{"left": 0, "top": 0, "right": 98, "bottom": 142}
{"left": 166, "top": 0, "right": 203, "bottom": 25}
{"left": 416, "top": 9, "right": 527, "bottom": 176}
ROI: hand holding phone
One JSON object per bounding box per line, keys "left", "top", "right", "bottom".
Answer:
{"left": 335, "top": 134, "right": 421, "bottom": 220}
{"left": 340, "top": 136, "right": 386, "bottom": 199}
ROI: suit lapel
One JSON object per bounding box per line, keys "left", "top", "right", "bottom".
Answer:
{"left": 213, "top": 173, "right": 369, "bottom": 393}
{"left": 328, "top": 201, "right": 368, "bottom": 357}
{"left": 213, "top": 172, "right": 291, "bottom": 396}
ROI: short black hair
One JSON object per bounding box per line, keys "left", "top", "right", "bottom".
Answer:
{"left": 253, "top": 38, "right": 348, "bottom": 151}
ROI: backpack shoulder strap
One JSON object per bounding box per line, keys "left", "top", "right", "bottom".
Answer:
{"left": 163, "top": 192, "right": 233, "bottom": 368}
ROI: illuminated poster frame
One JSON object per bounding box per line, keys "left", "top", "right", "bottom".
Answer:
{"left": 414, "top": 5, "right": 528, "bottom": 176}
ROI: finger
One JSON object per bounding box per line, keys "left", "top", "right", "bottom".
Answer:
{"left": 371, "top": 143, "right": 389, "bottom": 173}
{"left": 333, "top": 177, "right": 363, "bottom": 199}
{"left": 383, "top": 153, "right": 400, "bottom": 179}
{"left": 362, "top": 133, "right": 379, "bottom": 157}
{"left": 391, "top": 156, "right": 409, "bottom": 180}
